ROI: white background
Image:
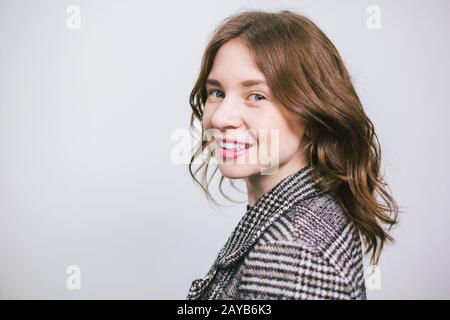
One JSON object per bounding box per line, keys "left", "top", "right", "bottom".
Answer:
{"left": 0, "top": 0, "right": 449, "bottom": 299}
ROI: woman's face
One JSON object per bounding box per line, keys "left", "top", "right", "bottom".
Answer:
{"left": 202, "top": 38, "right": 307, "bottom": 179}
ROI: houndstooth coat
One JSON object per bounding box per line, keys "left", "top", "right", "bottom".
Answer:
{"left": 186, "top": 165, "right": 367, "bottom": 300}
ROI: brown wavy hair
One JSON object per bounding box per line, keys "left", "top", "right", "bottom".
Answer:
{"left": 188, "top": 9, "right": 400, "bottom": 266}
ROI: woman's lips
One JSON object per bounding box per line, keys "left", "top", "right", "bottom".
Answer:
{"left": 218, "top": 144, "right": 253, "bottom": 160}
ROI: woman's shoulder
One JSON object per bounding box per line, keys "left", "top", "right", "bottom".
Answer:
{"left": 237, "top": 192, "right": 367, "bottom": 299}
{"left": 260, "top": 191, "right": 359, "bottom": 253}
{"left": 248, "top": 193, "right": 365, "bottom": 281}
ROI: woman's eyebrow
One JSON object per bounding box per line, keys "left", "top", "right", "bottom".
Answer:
{"left": 206, "top": 78, "right": 267, "bottom": 88}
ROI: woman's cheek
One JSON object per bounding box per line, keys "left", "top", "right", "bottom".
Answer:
{"left": 202, "top": 109, "right": 212, "bottom": 129}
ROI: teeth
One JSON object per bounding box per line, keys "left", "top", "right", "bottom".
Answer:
{"left": 218, "top": 141, "right": 247, "bottom": 150}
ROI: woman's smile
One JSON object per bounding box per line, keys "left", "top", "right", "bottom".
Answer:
{"left": 217, "top": 142, "right": 253, "bottom": 160}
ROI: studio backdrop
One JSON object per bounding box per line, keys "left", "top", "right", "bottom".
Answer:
{"left": 0, "top": 0, "right": 449, "bottom": 299}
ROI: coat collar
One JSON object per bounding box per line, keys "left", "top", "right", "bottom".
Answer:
{"left": 214, "top": 164, "right": 325, "bottom": 268}
{"left": 187, "top": 164, "right": 325, "bottom": 299}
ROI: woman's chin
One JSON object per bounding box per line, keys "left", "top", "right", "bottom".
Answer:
{"left": 218, "top": 163, "right": 260, "bottom": 179}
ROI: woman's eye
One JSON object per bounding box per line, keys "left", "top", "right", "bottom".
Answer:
{"left": 208, "top": 90, "right": 224, "bottom": 99}
{"left": 207, "top": 90, "right": 266, "bottom": 102}
{"left": 250, "top": 93, "right": 266, "bottom": 102}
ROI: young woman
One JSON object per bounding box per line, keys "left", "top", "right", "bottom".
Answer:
{"left": 186, "top": 9, "right": 399, "bottom": 300}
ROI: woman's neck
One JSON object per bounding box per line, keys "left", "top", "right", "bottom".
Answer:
{"left": 244, "top": 155, "right": 308, "bottom": 207}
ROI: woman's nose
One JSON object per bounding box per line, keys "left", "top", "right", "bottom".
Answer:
{"left": 210, "top": 96, "right": 242, "bottom": 130}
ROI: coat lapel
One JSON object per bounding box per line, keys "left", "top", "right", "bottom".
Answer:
{"left": 215, "top": 165, "right": 324, "bottom": 268}
{"left": 187, "top": 165, "right": 324, "bottom": 299}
